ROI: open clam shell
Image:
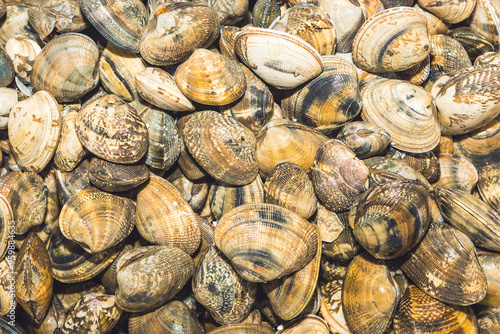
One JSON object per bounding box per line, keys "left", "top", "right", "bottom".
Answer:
{"left": 352, "top": 7, "right": 431, "bottom": 73}
{"left": 214, "top": 203, "right": 318, "bottom": 283}
{"left": 234, "top": 27, "right": 324, "bottom": 90}
{"left": 433, "top": 153, "right": 478, "bottom": 193}
{"left": 361, "top": 79, "right": 441, "bottom": 153}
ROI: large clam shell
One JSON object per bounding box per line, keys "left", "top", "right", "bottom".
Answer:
{"left": 76, "top": 94, "right": 149, "bottom": 164}
{"left": 59, "top": 187, "right": 135, "bottom": 253}
{"left": 234, "top": 27, "right": 324, "bottom": 90}
{"left": 401, "top": 222, "right": 488, "bottom": 305}
{"left": 8, "top": 91, "right": 61, "bottom": 173}
{"left": 361, "top": 78, "right": 441, "bottom": 153}
{"left": 352, "top": 7, "right": 431, "bottom": 73}
{"left": 214, "top": 203, "right": 318, "bottom": 283}
{"left": 31, "top": 33, "right": 99, "bottom": 103}
{"left": 182, "top": 110, "right": 258, "bottom": 185}
{"left": 79, "top": 0, "right": 148, "bottom": 53}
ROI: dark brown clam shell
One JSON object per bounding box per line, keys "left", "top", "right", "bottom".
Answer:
{"left": 0, "top": 48, "right": 14, "bottom": 87}
{"left": 478, "top": 307, "right": 500, "bottom": 333}
{"left": 448, "top": 27, "right": 494, "bottom": 63}
{"left": 89, "top": 157, "right": 150, "bottom": 192}
{"left": 55, "top": 159, "right": 92, "bottom": 206}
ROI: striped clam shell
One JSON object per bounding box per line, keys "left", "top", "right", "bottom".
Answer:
{"left": 478, "top": 163, "right": 500, "bottom": 210}
{"left": 433, "top": 153, "right": 478, "bottom": 193}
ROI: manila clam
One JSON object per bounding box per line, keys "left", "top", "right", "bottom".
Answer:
{"left": 4, "top": 35, "right": 40, "bottom": 84}
{"left": 337, "top": 121, "right": 391, "bottom": 159}
{"left": 0, "top": 47, "right": 14, "bottom": 87}
{"left": 88, "top": 157, "right": 150, "bottom": 192}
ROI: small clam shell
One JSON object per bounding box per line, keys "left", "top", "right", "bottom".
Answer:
{"left": 0, "top": 47, "right": 14, "bottom": 87}
{"left": 352, "top": 7, "right": 431, "bottom": 73}
{"left": 431, "top": 65, "right": 500, "bottom": 135}
{"left": 55, "top": 159, "right": 92, "bottom": 207}
{"left": 219, "top": 26, "right": 241, "bottom": 59}
{"left": 433, "top": 153, "right": 478, "bottom": 193}
{"left": 136, "top": 67, "right": 194, "bottom": 111}
{"left": 201, "top": 0, "right": 248, "bottom": 25}
{"left": 394, "top": 285, "right": 478, "bottom": 333}
{"left": 320, "top": 280, "right": 350, "bottom": 333}
{"left": 414, "top": 4, "right": 450, "bottom": 35}
{"left": 99, "top": 43, "right": 147, "bottom": 102}
{"left": 386, "top": 147, "right": 441, "bottom": 183}
{"left": 59, "top": 187, "right": 135, "bottom": 253}
{"left": 129, "top": 300, "right": 204, "bottom": 334}
{"left": 175, "top": 48, "right": 246, "bottom": 106}
{"left": 182, "top": 110, "right": 258, "bottom": 185}
{"left": 76, "top": 94, "right": 149, "bottom": 164}
{"left": 0, "top": 0, "right": 4, "bottom": 18}
{"left": 361, "top": 79, "right": 441, "bottom": 153}
{"left": 265, "top": 162, "right": 317, "bottom": 219}
{"left": 8, "top": 91, "right": 61, "bottom": 173}
{"left": 177, "top": 115, "right": 208, "bottom": 181}
{"left": 395, "top": 55, "right": 431, "bottom": 85}
{"left": 478, "top": 252, "right": 500, "bottom": 306}
{"left": 79, "top": 0, "right": 148, "bottom": 52}
{"left": 89, "top": 157, "right": 150, "bottom": 192}
{"left": 192, "top": 245, "right": 257, "bottom": 324}
{"left": 234, "top": 27, "right": 324, "bottom": 89}
{"left": 55, "top": 280, "right": 106, "bottom": 313}
{"left": 4, "top": 35, "right": 40, "bottom": 83}
{"left": 62, "top": 293, "right": 122, "bottom": 334}
{"left": 115, "top": 245, "right": 195, "bottom": 312}
{"left": 214, "top": 203, "right": 318, "bottom": 283}
{"left": 469, "top": 0, "right": 500, "bottom": 48}
{"left": 140, "top": 3, "right": 219, "bottom": 66}
{"left": 312, "top": 139, "right": 369, "bottom": 212}
{"left": 478, "top": 307, "right": 500, "bottom": 332}
{"left": 478, "top": 164, "right": 500, "bottom": 210}
{"left": 0, "top": 87, "right": 17, "bottom": 129}
{"left": 418, "top": 0, "right": 476, "bottom": 23}
{"left": 401, "top": 222, "right": 487, "bottom": 306}
{"left": 15, "top": 232, "right": 53, "bottom": 324}
{"left": 167, "top": 168, "right": 209, "bottom": 211}
{"left": 337, "top": 121, "right": 391, "bottom": 159}
{"left": 136, "top": 174, "right": 201, "bottom": 255}
{"left": 101, "top": 244, "right": 133, "bottom": 294}
{"left": 54, "top": 111, "right": 86, "bottom": 172}
{"left": 0, "top": 4, "right": 39, "bottom": 46}
{"left": 0, "top": 195, "right": 13, "bottom": 260}
{"left": 253, "top": 0, "right": 281, "bottom": 28}
{"left": 435, "top": 187, "right": 500, "bottom": 252}
{"left": 31, "top": 33, "right": 99, "bottom": 103}
{"left": 448, "top": 27, "right": 495, "bottom": 62}
{"left": 0, "top": 253, "right": 17, "bottom": 316}
{"left": 475, "top": 51, "right": 500, "bottom": 66}
{"left": 342, "top": 252, "right": 401, "bottom": 334}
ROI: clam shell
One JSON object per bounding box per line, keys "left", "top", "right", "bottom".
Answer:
{"left": 175, "top": 48, "right": 246, "bottom": 106}
{"left": 177, "top": 114, "right": 209, "bottom": 181}
{"left": 478, "top": 164, "right": 500, "bottom": 210}
{"left": 364, "top": 156, "right": 431, "bottom": 187}
{"left": 4, "top": 35, "right": 40, "bottom": 84}
{"left": 320, "top": 280, "right": 350, "bottom": 333}
{"left": 337, "top": 121, "right": 391, "bottom": 159}
{"left": 182, "top": 110, "right": 258, "bottom": 185}
{"left": 418, "top": 0, "right": 476, "bottom": 23}
{"left": 54, "top": 111, "right": 86, "bottom": 172}
{"left": 0, "top": 195, "right": 12, "bottom": 263}
{"left": 76, "top": 94, "right": 149, "bottom": 164}
{"left": 101, "top": 244, "right": 133, "bottom": 295}
{"left": 136, "top": 67, "right": 195, "bottom": 111}
{"left": 277, "top": 315, "right": 330, "bottom": 333}
{"left": 140, "top": 3, "right": 219, "bottom": 66}
{"left": 448, "top": 27, "right": 494, "bottom": 62}
{"left": 475, "top": 51, "right": 500, "bottom": 66}
{"left": 361, "top": 79, "right": 441, "bottom": 153}
{"left": 55, "top": 280, "right": 106, "bottom": 313}
{"left": 79, "top": 0, "right": 148, "bottom": 52}
{"left": 136, "top": 174, "right": 201, "bottom": 255}
{"left": 320, "top": 209, "right": 362, "bottom": 263}
{"left": 0, "top": 45, "right": 14, "bottom": 87}
{"left": 59, "top": 187, "right": 135, "bottom": 253}
{"left": 115, "top": 245, "right": 195, "bottom": 312}
{"left": 201, "top": 0, "right": 248, "bottom": 25}
{"left": 478, "top": 307, "right": 500, "bottom": 333}
{"left": 0, "top": 253, "right": 17, "bottom": 316}
{"left": 167, "top": 169, "right": 209, "bottom": 212}
{"left": 89, "top": 157, "right": 150, "bottom": 192}
{"left": 393, "top": 285, "right": 478, "bottom": 333}
{"left": 0, "top": 87, "right": 17, "bottom": 129}
{"left": 478, "top": 252, "right": 500, "bottom": 306}
{"left": 433, "top": 153, "right": 478, "bottom": 193}
{"left": 55, "top": 159, "right": 92, "bottom": 207}
{"left": 401, "top": 222, "right": 488, "bottom": 305}
{"left": 385, "top": 147, "right": 441, "bottom": 183}
{"left": 234, "top": 27, "right": 324, "bottom": 89}
{"left": 0, "top": 4, "right": 39, "bottom": 46}
{"left": 253, "top": 0, "right": 281, "bottom": 28}
{"left": 214, "top": 203, "right": 318, "bottom": 283}
{"left": 31, "top": 33, "right": 99, "bottom": 103}
{"left": 352, "top": 7, "right": 431, "bottom": 73}
{"left": 207, "top": 324, "right": 275, "bottom": 334}
{"left": 414, "top": 4, "right": 451, "bottom": 35}
{"left": 469, "top": 0, "right": 500, "bottom": 48}
{"left": 8, "top": 91, "right": 61, "bottom": 173}
{"left": 219, "top": 26, "right": 241, "bottom": 60}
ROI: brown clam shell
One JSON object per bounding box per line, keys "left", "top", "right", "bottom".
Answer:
{"left": 478, "top": 164, "right": 500, "bottom": 210}
{"left": 4, "top": 35, "right": 40, "bottom": 84}
{"left": 385, "top": 147, "right": 441, "bottom": 183}
{"left": 433, "top": 153, "right": 478, "bottom": 193}
{"left": 448, "top": 27, "right": 494, "bottom": 63}
{"left": 478, "top": 252, "right": 500, "bottom": 306}
{"left": 277, "top": 315, "right": 330, "bottom": 333}
{"left": 418, "top": 0, "right": 476, "bottom": 24}
{"left": 55, "top": 159, "right": 92, "bottom": 207}
{"left": 469, "top": 0, "right": 500, "bottom": 48}
{"left": 76, "top": 94, "right": 149, "bottom": 164}
{"left": 320, "top": 280, "right": 350, "bottom": 333}
{"left": 54, "top": 111, "right": 86, "bottom": 172}
{"left": 478, "top": 307, "right": 500, "bottom": 333}
{"left": 219, "top": 25, "right": 241, "bottom": 60}
{"left": 253, "top": 0, "right": 281, "bottom": 28}
{"left": 89, "top": 157, "right": 150, "bottom": 192}
{"left": 167, "top": 168, "right": 209, "bottom": 212}
{"left": 207, "top": 323, "right": 275, "bottom": 333}
{"left": 337, "top": 121, "right": 391, "bottom": 159}
{"left": 364, "top": 156, "right": 431, "bottom": 187}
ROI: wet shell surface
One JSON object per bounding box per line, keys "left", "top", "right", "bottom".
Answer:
{"left": 234, "top": 27, "right": 324, "bottom": 89}
{"left": 31, "top": 33, "right": 100, "bottom": 103}
{"left": 352, "top": 7, "right": 431, "bottom": 73}
{"left": 8, "top": 91, "right": 61, "bottom": 173}
{"left": 182, "top": 110, "right": 258, "bottom": 185}
{"left": 214, "top": 203, "right": 318, "bottom": 283}
{"left": 76, "top": 94, "right": 149, "bottom": 164}
{"left": 59, "top": 187, "right": 135, "bottom": 253}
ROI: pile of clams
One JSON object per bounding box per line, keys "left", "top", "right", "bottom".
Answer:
{"left": 2, "top": 0, "right": 500, "bottom": 332}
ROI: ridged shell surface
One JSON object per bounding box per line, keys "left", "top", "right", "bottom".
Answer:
{"left": 478, "top": 163, "right": 500, "bottom": 210}
{"left": 433, "top": 153, "right": 478, "bottom": 193}
{"left": 417, "top": 0, "right": 476, "bottom": 23}
{"left": 54, "top": 111, "right": 86, "bottom": 172}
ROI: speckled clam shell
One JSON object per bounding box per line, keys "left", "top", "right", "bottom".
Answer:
{"left": 361, "top": 79, "right": 441, "bottom": 153}
{"left": 394, "top": 285, "right": 478, "bottom": 333}
{"left": 31, "top": 33, "right": 99, "bottom": 103}
{"left": 281, "top": 56, "right": 361, "bottom": 134}
{"left": 55, "top": 159, "right": 92, "bottom": 207}
{"left": 136, "top": 174, "right": 201, "bottom": 255}
{"left": 0, "top": 4, "right": 39, "bottom": 46}
{"left": 175, "top": 49, "right": 246, "bottom": 106}
{"left": 182, "top": 110, "right": 258, "bottom": 185}
{"left": 342, "top": 252, "right": 401, "bottom": 334}
{"left": 177, "top": 114, "right": 208, "bottom": 181}
{"left": 265, "top": 162, "right": 317, "bottom": 219}
{"left": 54, "top": 111, "right": 86, "bottom": 172}
{"left": 89, "top": 157, "right": 150, "bottom": 192}
{"left": 167, "top": 168, "right": 209, "bottom": 212}
{"left": 364, "top": 156, "right": 431, "bottom": 187}
{"left": 214, "top": 203, "right": 318, "bottom": 283}
{"left": 192, "top": 245, "right": 257, "bottom": 325}
{"left": 337, "top": 121, "right": 391, "bottom": 159}
{"left": 234, "top": 27, "right": 324, "bottom": 89}
{"left": 352, "top": 7, "right": 431, "bottom": 73}
{"left": 8, "top": 91, "right": 61, "bottom": 173}
{"left": 140, "top": 3, "right": 220, "bottom": 66}
{"left": 256, "top": 119, "right": 328, "bottom": 178}
{"left": 115, "top": 245, "right": 195, "bottom": 312}
{"left": 79, "top": 0, "right": 147, "bottom": 52}
{"left": 253, "top": 0, "right": 281, "bottom": 28}
{"left": 128, "top": 300, "right": 204, "bottom": 334}
{"left": 469, "top": 0, "right": 500, "bottom": 49}
{"left": 202, "top": 0, "right": 248, "bottom": 25}
{"left": 401, "top": 222, "right": 487, "bottom": 306}
{"left": 277, "top": 315, "right": 330, "bottom": 333}
{"left": 431, "top": 65, "right": 500, "bottom": 135}
{"left": 59, "top": 187, "right": 135, "bottom": 253}
{"left": 449, "top": 27, "right": 495, "bottom": 63}
{"left": 99, "top": 43, "right": 147, "bottom": 102}
{"left": 433, "top": 153, "right": 478, "bottom": 193}
{"left": 4, "top": 35, "right": 40, "bottom": 84}
{"left": 76, "top": 94, "right": 149, "bottom": 164}
{"left": 0, "top": 254, "right": 17, "bottom": 316}
{"left": 478, "top": 164, "right": 500, "bottom": 210}
{"left": 136, "top": 67, "right": 194, "bottom": 111}
{"left": 418, "top": 0, "right": 476, "bottom": 24}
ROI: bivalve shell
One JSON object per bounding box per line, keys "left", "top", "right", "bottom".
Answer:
{"left": 448, "top": 27, "right": 494, "bottom": 62}
{"left": 417, "top": 0, "right": 476, "bottom": 24}
{"left": 433, "top": 153, "right": 478, "bottom": 192}
{"left": 478, "top": 307, "right": 500, "bottom": 333}
{"left": 0, "top": 48, "right": 14, "bottom": 87}
{"left": 89, "top": 157, "right": 150, "bottom": 192}
{"left": 469, "top": 0, "right": 500, "bottom": 48}
{"left": 54, "top": 111, "right": 86, "bottom": 172}
{"left": 478, "top": 163, "right": 500, "bottom": 210}
{"left": 478, "top": 252, "right": 500, "bottom": 306}
{"left": 337, "top": 121, "right": 391, "bottom": 159}
{"left": 4, "top": 35, "right": 40, "bottom": 83}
